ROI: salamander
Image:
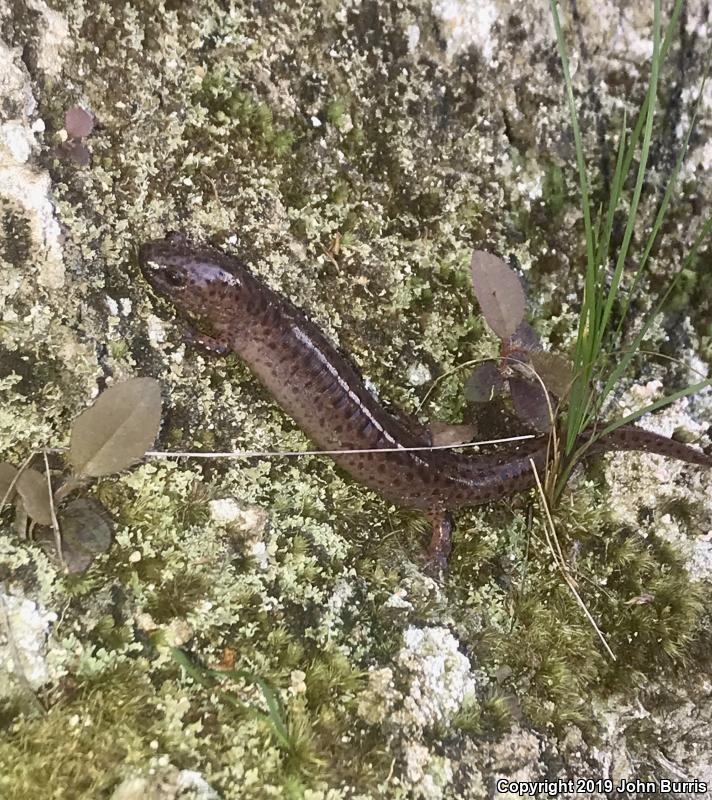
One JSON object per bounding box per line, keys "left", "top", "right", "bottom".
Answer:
{"left": 139, "top": 236, "right": 712, "bottom": 568}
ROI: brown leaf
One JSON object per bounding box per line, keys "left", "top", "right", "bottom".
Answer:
{"left": 69, "top": 378, "right": 162, "bottom": 477}
{"left": 503, "top": 321, "right": 541, "bottom": 355}
{"left": 210, "top": 646, "right": 238, "bottom": 671}
{"left": 529, "top": 351, "right": 573, "bottom": 399}
{"left": 509, "top": 375, "right": 552, "bottom": 433}
{"left": 0, "top": 462, "right": 18, "bottom": 507}
{"left": 470, "top": 250, "right": 526, "bottom": 339}
{"left": 429, "top": 421, "right": 476, "bottom": 447}
{"left": 16, "top": 468, "right": 53, "bottom": 526}
{"left": 58, "top": 497, "right": 114, "bottom": 573}
{"left": 464, "top": 363, "right": 506, "bottom": 403}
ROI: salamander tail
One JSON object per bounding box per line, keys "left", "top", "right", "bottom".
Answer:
{"left": 596, "top": 424, "right": 712, "bottom": 467}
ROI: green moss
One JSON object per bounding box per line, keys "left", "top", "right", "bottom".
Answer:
{"left": 493, "top": 592, "right": 604, "bottom": 727}
{"left": 603, "top": 533, "right": 705, "bottom": 674}
{"left": 145, "top": 572, "right": 212, "bottom": 623}
{"left": 269, "top": 627, "right": 305, "bottom": 669}
{"left": 3, "top": 0, "right": 711, "bottom": 796}
{"left": 94, "top": 615, "right": 135, "bottom": 650}
{"left": 325, "top": 99, "right": 347, "bottom": 124}
{"left": 443, "top": 483, "right": 708, "bottom": 731}
{"left": 197, "top": 74, "right": 296, "bottom": 160}
{"left": 0, "top": 668, "right": 159, "bottom": 799}
{"left": 108, "top": 340, "right": 129, "bottom": 360}
{"left": 542, "top": 163, "right": 566, "bottom": 216}
{"left": 304, "top": 652, "right": 365, "bottom": 710}
{"left": 660, "top": 495, "right": 700, "bottom": 527}
{"left": 452, "top": 689, "right": 514, "bottom": 736}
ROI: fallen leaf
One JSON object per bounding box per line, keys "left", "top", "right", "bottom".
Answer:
{"left": 0, "top": 462, "right": 18, "bottom": 507}
{"left": 16, "top": 468, "right": 53, "bottom": 526}
{"left": 58, "top": 497, "right": 114, "bottom": 573}
{"left": 69, "top": 378, "right": 162, "bottom": 477}
{"left": 530, "top": 351, "right": 573, "bottom": 398}
{"left": 464, "top": 363, "right": 506, "bottom": 403}
{"left": 470, "top": 250, "right": 526, "bottom": 339}
{"left": 509, "top": 375, "right": 552, "bottom": 433}
{"left": 65, "top": 105, "right": 94, "bottom": 138}
{"left": 210, "top": 646, "right": 238, "bottom": 671}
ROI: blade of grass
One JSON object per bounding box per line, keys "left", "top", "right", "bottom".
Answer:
{"left": 550, "top": 0, "right": 709, "bottom": 501}
{"left": 548, "top": 2, "right": 595, "bottom": 276}
{"left": 616, "top": 55, "right": 710, "bottom": 331}
{"left": 618, "top": 0, "right": 683, "bottom": 193}
{"left": 560, "top": 0, "right": 686, "bottom": 452}
{"left": 555, "top": 376, "right": 711, "bottom": 500}
{"left": 549, "top": 0, "right": 598, "bottom": 451}
{"left": 170, "top": 647, "right": 293, "bottom": 751}
{"left": 592, "top": 0, "right": 662, "bottom": 358}
{"left": 206, "top": 665, "right": 292, "bottom": 751}
{"left": 605, "top": 0, "right": 686, "bottom": 310}
{"left": 567, "top": 111, "right": 630, "bottom": 440}
{"left": 593, "top": 110, "right": 628, "bottom": 290}
{"left": 598, "top": 215, "right": 712, "bottom": 404}
{"left": 597, "top": 378, "right": 712, "bottom": 438}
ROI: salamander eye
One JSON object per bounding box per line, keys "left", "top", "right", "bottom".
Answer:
{"left": 164, "top": 266, "right": 186, "bottom": 287}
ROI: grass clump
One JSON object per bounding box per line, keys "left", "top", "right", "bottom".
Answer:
{"left": 548, "top": 0, "right": 711, "bottom": 498}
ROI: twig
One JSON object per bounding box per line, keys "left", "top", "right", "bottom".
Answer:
{"left": 41, "top": 433, "right": 537, "bottom": 461}
{"left": 529, "top": 457, "right": 616, "bottom": 661}
{"left": 0, "top": 450, "right": 38, "bottom": 512}
{"left": 42, "top": 450, "right": 65, "bottom": 572}
{"left": 143, "top": 435, "right": 538, "bottom": 459}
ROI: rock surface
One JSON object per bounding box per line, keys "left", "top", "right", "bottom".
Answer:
{"left": 1, "top": 1, "right": 711, "bottom": 798}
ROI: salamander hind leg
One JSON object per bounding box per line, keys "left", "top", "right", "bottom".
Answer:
{"left": 424, "top": 508, "right": 455, "bottom": 577}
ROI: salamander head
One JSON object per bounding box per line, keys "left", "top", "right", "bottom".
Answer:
{"left": 139, "top": 236, "right": 247, "bottom": 332}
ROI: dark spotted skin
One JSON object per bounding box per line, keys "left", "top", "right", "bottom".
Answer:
{"left": 139, "top": 237, "right": 712, "bottom": 566}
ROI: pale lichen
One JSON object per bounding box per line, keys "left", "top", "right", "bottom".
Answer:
{"left": 0, "top": 591, "right": 58, "bottom": 695}
{"left": 110, "top": 766, "right": 220, "bottom": 800}
{"left": 393, "top": 626, "right": 479, "bottom": 730}
{"left": 1, "top": 0, "right": 711, "bottom": 797}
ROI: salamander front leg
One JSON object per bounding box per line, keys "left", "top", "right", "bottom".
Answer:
{"left": 424, "top": 508, "right": 455, "bottom": 575}
{"left": 182, "top": 327, "right": 230, "bottom": 356}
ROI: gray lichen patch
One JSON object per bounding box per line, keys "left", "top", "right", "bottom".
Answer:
{"left": 1, "top": 0, "right": 712, "bottom": 797}
{"left": 358, "top": 625, "right": 479, "bottom": 730}
{"left": 0, "top": 590, "right": 59, "bottom": 696}
{"left": 110, "top": 767, "right": 220, "bottom": 800}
